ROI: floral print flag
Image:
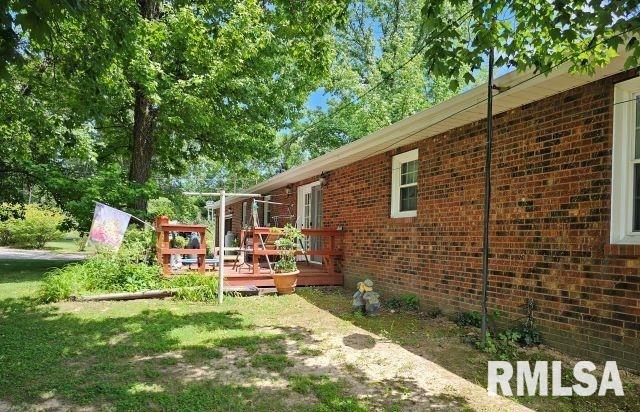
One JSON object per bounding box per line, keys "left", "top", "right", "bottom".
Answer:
{"left": 88, "top": 202, "right": 131, "bottom": 250}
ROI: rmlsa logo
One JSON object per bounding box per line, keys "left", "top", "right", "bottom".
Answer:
{"left": 488, "top": 361, "right": 624, "bottom": 396}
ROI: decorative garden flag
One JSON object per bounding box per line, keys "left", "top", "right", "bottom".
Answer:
{"left": 88, "top": 203, "right": 131, "bottom": 249}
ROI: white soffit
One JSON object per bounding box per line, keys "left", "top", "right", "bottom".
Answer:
{"left": 215, "top": 52, "right": 631, "bottom": 208}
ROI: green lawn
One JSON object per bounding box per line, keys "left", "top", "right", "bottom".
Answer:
{"left": 0, "top": 260, "right": 638, "bottom": 412}
{"left": 0, "top": 260, "right": 383, "bottom": 411}
{"left": 43, "top": 239, "right": 80, "bottom": 253}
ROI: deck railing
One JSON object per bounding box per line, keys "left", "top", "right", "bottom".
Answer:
{"left": 239, "top": 227, "right": 343, "bottom": 275}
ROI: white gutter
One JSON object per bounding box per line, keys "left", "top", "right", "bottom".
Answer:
{"left": 213, "top": 51, "right": 631, "bottom": 209}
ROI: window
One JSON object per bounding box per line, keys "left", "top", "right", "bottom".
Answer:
{"left": 263, "top": 195, "right": 271, "bottom": 226}
{"left": 611, "top": 77, "right": 640, "bottom": 244}
{"left": 224, "top": 214, "right": 233, "bottom": 235}
{"left": 391, "top": 149, "right": 419, "bottom": 218}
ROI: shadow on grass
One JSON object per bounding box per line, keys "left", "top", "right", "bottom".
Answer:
{"left": 299, "top": 287, "right": 640, "bottom": 412}
{"left": 0, "top": 295, "right": 471, "bottom": 411}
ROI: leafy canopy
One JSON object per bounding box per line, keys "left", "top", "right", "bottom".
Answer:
{"left": 418, "top": 0, "right": 640, "bottom": 88}
{"left": 279, "top": 0, "right": 477, "bottom": 167}
{"left": 1, "top": 0, "right": 348, "bottom": 226}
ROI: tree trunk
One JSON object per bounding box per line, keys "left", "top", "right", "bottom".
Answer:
{"left": 129, "top": 88, "right": 156, "bottom": 210}
{"left": 129, "top": 0, "right": 160, "bottom": 211}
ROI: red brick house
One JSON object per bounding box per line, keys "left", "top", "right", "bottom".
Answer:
{"left": 216, "top": 52, "right": 640, "bottom": 371}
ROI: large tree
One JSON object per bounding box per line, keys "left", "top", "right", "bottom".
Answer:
{"left": 1, "top": 0, "right": 348, "bottom": 216}
{"left": 278, "top": 0, "right": 474, "bottom": 167}
{"left": 418, "top": 0, "right": 640, "bottom": 85}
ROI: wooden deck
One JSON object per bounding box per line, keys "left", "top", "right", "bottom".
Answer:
{"left": 182, "top": 261, "right": 343, "bottom": 288}
{"left": 222, "top": 261, "right": 343, "bottom": 288}
{"left": 183, "top": 227, "right": 344, "bottom": 288}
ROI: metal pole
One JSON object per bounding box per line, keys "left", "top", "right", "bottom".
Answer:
{"left": 481, "top": 45, "right": 495, "bottom": 344}
{"left": 218, "top": 190, "right": 225, "bottom": 304}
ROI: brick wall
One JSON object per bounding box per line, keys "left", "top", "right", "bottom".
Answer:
{"left": 224, "top": 71, "right": 640, "bottom": 371}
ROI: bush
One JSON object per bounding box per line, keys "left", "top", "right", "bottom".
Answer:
{"left": 76, "top": 234, "right": 88, "bottom": 251}
{"left": 169, "top": 274, "right": 218, "bottom": 302}
{"left": 454, "top": 311, "right": 482, "bottom": 327}
{"left": 477, "top": 330, "right": 522, "bottom": 361}
{"left": 386, "top": 294, "right": 420, "bottom": 311}
{"left": 401, "top": 294, "right": 420, "bottom": 311}
{"left": 386, "top": 296, "right": 402, "bottom": 310}
{"left": 147, "top": 197, "right": 176, "bottom": 218}
{"left": 426, "top": 307, "right": 443, "bottom": 318}
{"left": 37, "top": 227, "right": 218, "bottom": 303}
{"left": 0, "top": 204, "right": 65, "bottom": 248}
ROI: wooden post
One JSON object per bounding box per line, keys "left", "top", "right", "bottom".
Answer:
{"left": 252, "top": 229, "right": 259, "bottom": 275}
{"left": 155, "top": 216, "right": 171, "bottom": 275}
{"left": 327, "top": 234, "right": 335, "bottom": 275}
{"left": 199, "top": 229, "right": 206, "bottom": 274}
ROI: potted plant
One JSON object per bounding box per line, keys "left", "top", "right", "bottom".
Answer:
{"left": 271, "top": 224, "right": 303, "bottom": 294}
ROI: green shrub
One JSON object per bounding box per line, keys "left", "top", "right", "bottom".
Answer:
{"left": 401, "top": 294, "right": 420, "bottom": 311}
{"left": 454, "top": 311, "right": 482, "bottom": 327}
{"left": 386, "top": 294, "right": 420, "bottom": 311}
{"left": 477, "top": 330, "right": 522, "bottom": 361}
{"left": 38, "top": 266, "right": 81, "bottom": 303}
{"left": 118, "top": 227, "right": 156, "bottom": 264}
{"left": 75, "top": 234, "right": 88, "bottom": 251}
{"left": 0, "top": 204, "right": 65, "bottom": 248}
{"left": 171, "top": 235, "right": 187, "bottom": 248}
{"left": 38, "top": 228, "right": 218, "bottom": 303}
{"left": 169, "top": 274, "right": 218, "bottom": 302}
{"left": 147, "top": 197, "right": 176, "bottom": 218}
{"left": 386, "top": 296, "right": 402, "bottom": 310}
{"left": 426, "top": 307, "right": 443, "bottom": 318}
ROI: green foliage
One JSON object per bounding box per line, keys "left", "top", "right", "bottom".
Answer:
{"left": 171, "top": 235, "right": 187, "bottom": 249}
{"left": 273, "top": 224, "right": 303, "bottom": 274}
{"left": 386, "top": 296, "right": 402, "bottom": 310}
{"left": 169, "top": 274, "right": 218, "bottom": 302}
{"left": 289, "top": 375, "right": 367, "bottom": 412}
{"left": 75, "top": 234, "right": 88, "bottom": 252}
{"left": 38, "top": 225, "right": 219, "bottom": 303}
{"left": 401, "top": 294, "right": 420, "bottom": 311}
{"left": 147, "top": 197, "right": 176, "bottom": 218}
{"left": 281, "top": 0, "right": 470, "bottom": 166}
{"left": 514, "top": 299, "right": 541, "bottom": 346}
{"left": 419, "top": 1, "right": 640, "bottom": 87}
{"left": 426, "top": 307, "right": 443, "bottom": 318}
{"left": 386, "top": 294, "right": 420, "bottom": 311}
{"left": 0, "top": 204, "right": 65, "bottom": 248}
{"left": 454, "top": 311, "right": 482, "bottom": 328}
{"left": 476, "top": 330, "right": 522, "bottom": 361}
{"left": 1, "top": 0, "right": 349, "bottom": 219}
{"left": 119, "top": 227, "right": 156, "bottom": 264}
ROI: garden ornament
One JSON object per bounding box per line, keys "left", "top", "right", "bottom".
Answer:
{"left": 352, "top": 282, "right": 365, "bottom": 313}
{"left": 353, "top": 279, "right": 380, "bottom": 316}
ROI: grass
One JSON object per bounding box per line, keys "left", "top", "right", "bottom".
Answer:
{"left": 43, "top": 239, "right": 80, "bottom": 253}
{"left": 1, "top": 260, "right": 638, "bottom": 411}
{"left": 299, "top": 287, "right": 640, "bottom": 412}
{"left": 0, "top": 259, "right": 383, "bottom": 411}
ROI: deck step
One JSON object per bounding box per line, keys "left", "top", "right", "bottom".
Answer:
{"left": 224, "top": 274, "right": 342, "bottom": 288}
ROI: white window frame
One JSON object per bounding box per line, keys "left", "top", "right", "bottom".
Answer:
{"left": 611, "top": 77, "right": 640, "bottom": 244}
{"left": 263, "top": 195, "right": 271, "bottom": 226}
{"left": 391, "top": 149, "right": 419, "bottom": 218}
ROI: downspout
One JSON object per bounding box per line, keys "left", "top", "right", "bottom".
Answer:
{"left": 481, "top": 44, "right": 495, "bottom": 344}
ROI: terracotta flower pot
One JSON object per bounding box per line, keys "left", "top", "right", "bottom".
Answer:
{"left": 272, "top": 270, "right": 300, "bottom": 295}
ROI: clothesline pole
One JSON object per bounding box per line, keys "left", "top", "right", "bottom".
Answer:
{"left": 182, "top": 191, "right": 262, "bottom": 304}
{"left": 218, "top": 190, "right": 225, "bottom": 304}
